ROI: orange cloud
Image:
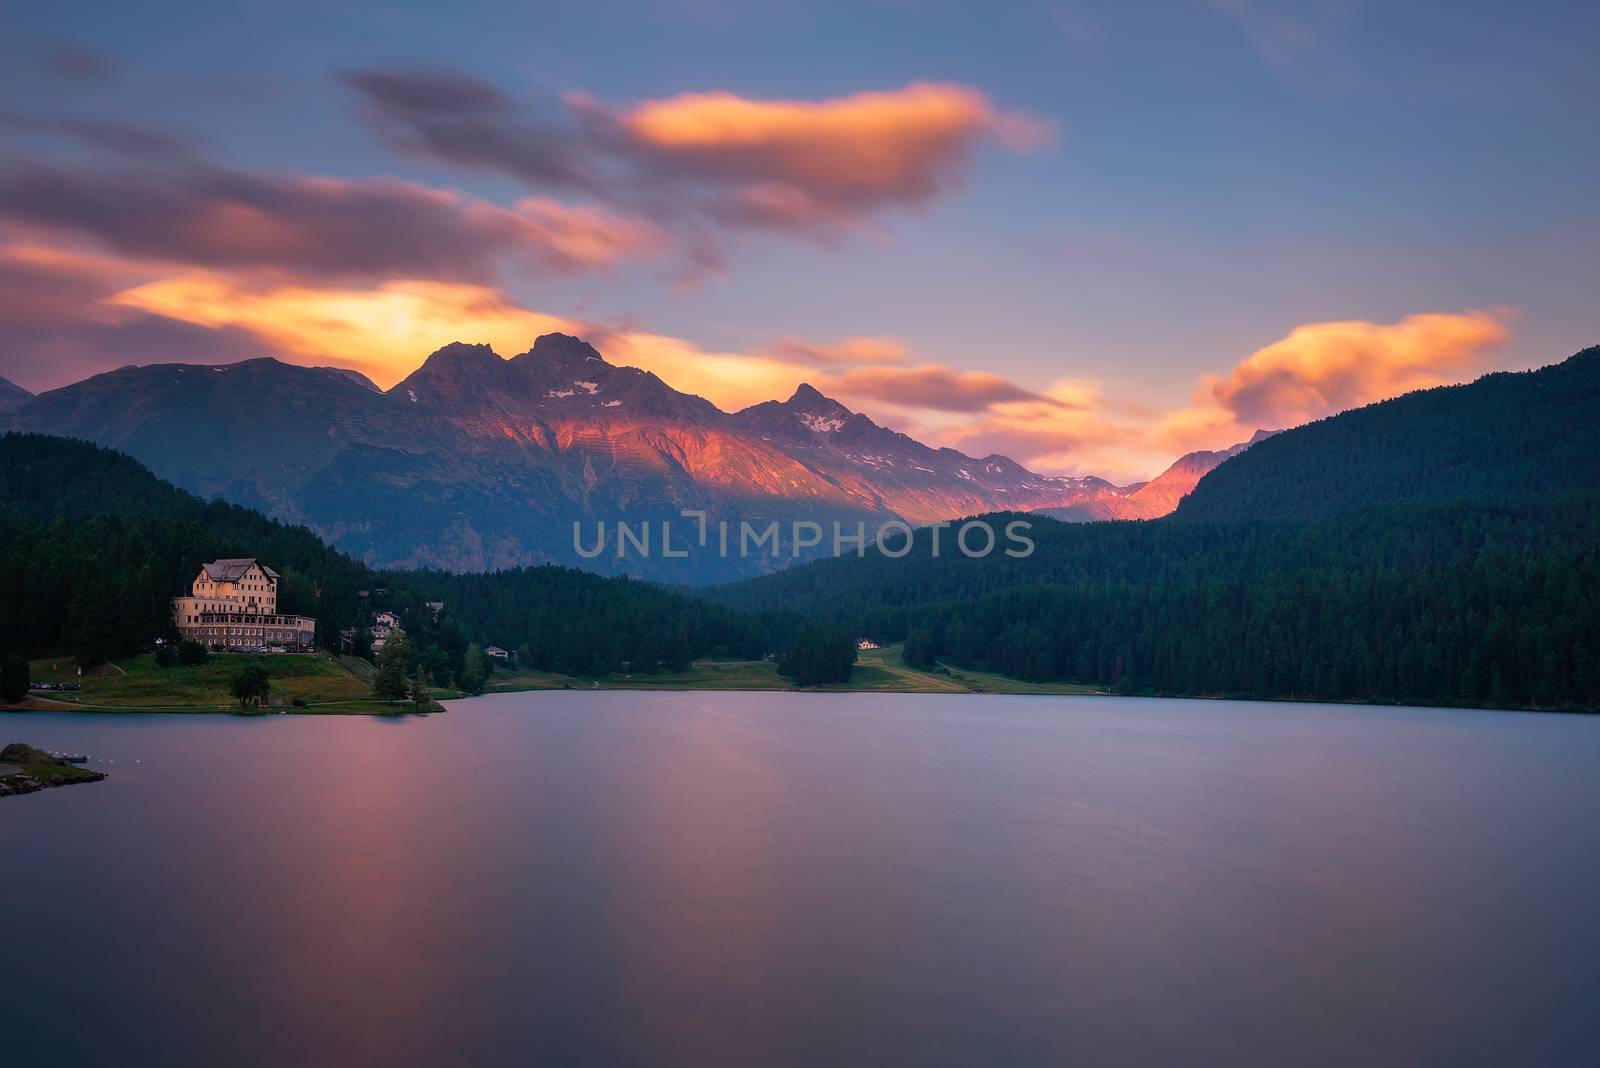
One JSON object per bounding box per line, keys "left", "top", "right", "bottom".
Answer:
{"left": 110, "top": 273, "right": 581, "bottom": 385}
{"left": 1196, "top": 310, "right": 1511, "bottom": 429}
{"left": 933, "top": 378, "right": 1161, "bottom": 482}
{"left": 926, "top": 311, "right": 1517, "bottom": 481}
{"left": 600, "top": 83, "right": 1053, "bottom": 230}
{"left": 508, "top": 196, "right": 668, "bottom": 269}
{"left": 344, "top": 71, "right": 1053, "bottom": 255}
{"left": 764, "top": 336, "right": 908, "bottom": 366}
{"left": 105, "top": 269, "right": 816, "bottom": 405}
{"left": 6, "top": 225, "right": 1518, "bottom": 490}
{"left": 597, "top": 331, "right": 814, "bottom": 411}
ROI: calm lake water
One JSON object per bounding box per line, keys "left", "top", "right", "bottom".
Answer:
{"left": 3, "top": 692, "right": 1598, "bottom": 1066}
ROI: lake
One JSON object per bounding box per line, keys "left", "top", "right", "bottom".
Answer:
{"left": 3, "top": 692, "right": 1598, "bottom": 1066}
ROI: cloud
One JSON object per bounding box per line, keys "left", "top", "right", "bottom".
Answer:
{"left": 817, "top": 364, "right": 1053, "bottom": 413}
{"left": 344, "top": 71, "right": 1051, "bottom": 245}
{"left": 764, "top": 336, "right": 908, "bottom": 366}
{"left": 0, "top": 245, "right": 272, "bottom": 390}
{"left": 1195, "top": 310, "right": 1511, "bottom": 429}
{"left": 0, "top": 110, "right": 191, "bottom": 158}
{"left": 341, "top": 68, "right": 601, "bottom": 190}
{"left": 108, "top": 273, "right": 581, "bottom": 385}
{"left": 342, "top": 67, "right": 516, "bottom": 118}
{"left": 929, "top": 378, "right": 1160, "bottom": 480}
{"left": 598, "top": 332, "right": 816, "bottom": 411}
{"left": 590, "top": 83, "right": 1054, "bottom": 231}
{"left": 95, "top": 266, "right": 810, "bottom": 403}
{"left": 0, "top": 159, "right": 664, "bottom": 283}
{"left": 1, "top": 236, "right": 1522, "bottom": 491}
{"left": 930, "top": 311, "right": 1515, "bottom": 481}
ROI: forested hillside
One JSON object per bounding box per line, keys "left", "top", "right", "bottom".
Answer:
{"left": 387, "top": 567, "right": 769, "bottom": 678}
{"left": 709, "top": 501, "right": 1600, "bottom": 709}
{"left": 0, "top": 433, "right": 771, "bottom": 676}
{"left": 1177, "top": 347, "right": 1600, "bottom": 520}
{"left": 0, "top": 433, "right": 373, "bottom": 661}
{"left": 708, "top": 350, "right": 1600, "bottom": 711}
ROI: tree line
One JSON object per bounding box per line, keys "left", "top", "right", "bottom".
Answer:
{"left": 713, "top": 500, "right": 1600, "bottom": 711}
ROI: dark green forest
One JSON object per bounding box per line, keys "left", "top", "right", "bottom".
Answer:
{"left": 776, "top": 623, "right": 858, "bottom": 686}
{"left": 0, "top": 434, "right": 771, "bottom": 683}
{"left": 709, "top": 350, "right": 1600, "bottom": 711}
{"left": 387, "top": 566, "right": 769, "bottom": 679}
{"left": 712, "top": 500, "right": 1600, "bottom": 709}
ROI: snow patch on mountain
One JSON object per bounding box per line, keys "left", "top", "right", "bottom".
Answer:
{"left": 799, "top": 413, "right": 844, "bottom": 433}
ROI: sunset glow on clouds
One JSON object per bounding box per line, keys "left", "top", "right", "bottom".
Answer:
{"left": 109, "top": 275, "right": 582, "bottom": 383}
{"left": 598, "top": 83, "right": 1055, "bottom": 231}
{"left": 804, "top": 312, "right": 1517, "bottom": 482}
{"left": 2, "top": 217, "right": 1518, "bottom": 480}
{"left": 1195, "top": 311, "right": 1512, "bottom": 429}
{"left": 0, "top": 161, "right": 664, "bottom": 281}
{"left": 2, "top": 14, "right": 1577, "bottom": 485}
{"left": 344, "top": 72, "right": 1050, "bottom": 248}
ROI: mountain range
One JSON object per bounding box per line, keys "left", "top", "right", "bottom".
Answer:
{"left": 1, "top": 334, "right": 1258, "bottom": 582}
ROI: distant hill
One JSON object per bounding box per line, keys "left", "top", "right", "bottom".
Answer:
{"left": 1178, "top": 348, "right": 1600, "bottom": 520}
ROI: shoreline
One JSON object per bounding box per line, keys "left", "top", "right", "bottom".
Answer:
{"left": 6, "top": 643, "right": 1591, "bottom": 715}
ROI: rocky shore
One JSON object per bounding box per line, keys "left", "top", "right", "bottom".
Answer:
{"left": 0, "top": 743, "right": 107, "bottom": 798}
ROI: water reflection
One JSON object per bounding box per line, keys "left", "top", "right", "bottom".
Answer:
{"left": 3, "top": 695, "right": 1598, "bottom": 1066}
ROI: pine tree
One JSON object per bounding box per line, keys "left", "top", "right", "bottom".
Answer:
{"left": 373, "top": 636, "right": 410, "bottom": 704}
{"left": 460, "top": 643, "right": 489, "bottom": 695}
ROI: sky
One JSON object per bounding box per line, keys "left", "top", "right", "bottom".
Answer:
{"left": 2, "top": 0, "right": 1596, "bottom": 482}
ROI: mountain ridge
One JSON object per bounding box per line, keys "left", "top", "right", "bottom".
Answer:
{"left": 3, "top": 335, "right": 1261, "bottom": 581}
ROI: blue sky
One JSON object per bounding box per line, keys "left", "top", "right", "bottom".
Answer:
{"left": 3, "top": 0, "right": 1596, "bottom": 479}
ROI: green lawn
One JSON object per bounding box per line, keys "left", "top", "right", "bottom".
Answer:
{"left": 938, "top": 664, "right": 1106, "bottom": 695}
{"left": 481, "top": 645, "right": 1012, "bottom": 696}
{"left": 2, "top": 762, "right": 103, "bottom": 786}
{"left": 25, "top": 653, "right": 407, "bottom": 713}
{"left": 484, "top": 658, "right": 788, "bottom": 692}
{"left": 815, "top": 644, "right": 971, "bottom": 693}
{"left": 20, "top": 645, "right": 1105, "bottom": 713}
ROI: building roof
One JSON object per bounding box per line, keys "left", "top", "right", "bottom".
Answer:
{"left": 201, "top": 558, "right": 279, "bottom": 582}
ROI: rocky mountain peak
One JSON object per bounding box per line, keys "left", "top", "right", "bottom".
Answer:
{"left": 392, "top": 342, "right": 509, "bottom": 405}
{"left": 418, "top": 342, "right": 503, "bottom": 371}
{"left": 519, "top": 333, "right": 609, "bottom": 367}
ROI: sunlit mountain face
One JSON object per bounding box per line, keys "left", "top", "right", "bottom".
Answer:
{"left": 3, "top": 3, "right": 1594, "bottom": 494}
{"left": 2, "top": 334, "right": 1258, "bottom": 582}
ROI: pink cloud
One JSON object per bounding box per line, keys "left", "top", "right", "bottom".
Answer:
{"left": 0, "top": 160, "right": 664, "bottom": 284}
{"left": 344, "top": 71, "right": 1053, "bottom": 247}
